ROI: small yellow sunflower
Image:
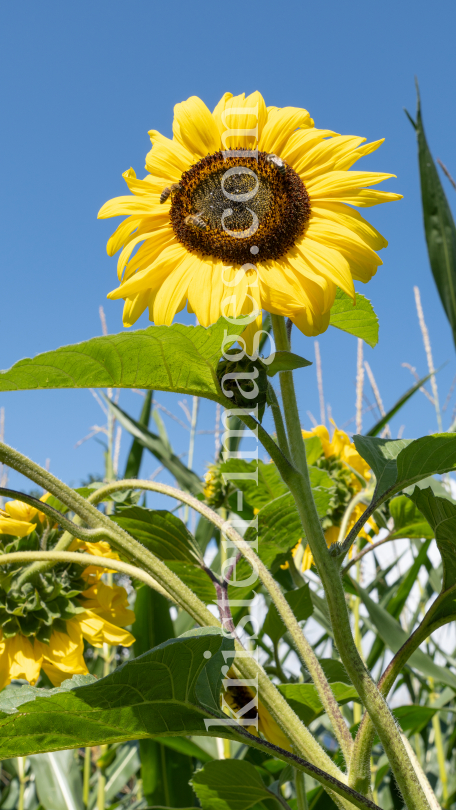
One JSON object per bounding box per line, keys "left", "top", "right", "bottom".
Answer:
{"left": 99, "top": 92, "right": 401, "bottom": 348}
{"left": 286, "top": 425, "right": 377, "bottom": 572}
{"left": 0, "top": 504, "right": 135, "bottom": 690}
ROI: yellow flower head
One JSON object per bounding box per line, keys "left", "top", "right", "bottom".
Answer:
{"left": 100, "top": 92, "right": 401, "bottom": 349}
{"left": 0, "top": 515, "right": 135, "bottom": 690}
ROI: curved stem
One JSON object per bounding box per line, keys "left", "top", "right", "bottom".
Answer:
{"left": 341, "top": 533, "right": 393, "bottom": 576}
{"left": 0, "top": 442, "right": 346, "bottom": 788}
{"left": 0, "top": 551, "right": 170, "bottom": 597}
{"left": 349, "top": 589, "right": 455, "bottom": 794}
{"left": 267, "top": 315, "right": 432, "bottom": 810}
{"left": 336, "top": 490, "right": 371, "bottom": 546}
{"left": 90, "top": 479, "right": 352, "bottom": 766}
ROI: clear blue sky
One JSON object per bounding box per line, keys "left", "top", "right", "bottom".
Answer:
{"left": 1, "top": 0, "right": 455, "bottom": 494}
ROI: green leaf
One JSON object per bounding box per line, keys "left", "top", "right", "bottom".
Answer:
{"left": 112, "top": 506, "right": 202, "bottom": 564}
{"left": 410, "top": 487, "right": 456, "bottom": 593}
{"left": 191, "top": 760, "right": 271, "bottom": 810}
{"left": 263, "top": 584, "right": 313, "bottom": 644}
{"left": 245, "top": 470, "right": 333, "bottom": 568}
{"left": 0, "top": 318, "right": 245, "bottom": 402}
{"left": 390, "top": 495, "right": 435, "bottom": 539}
{"left": 354, "top": 433, "right": 456, "bottom": 502}
{"left": 263, "top": 351, "right": 312, "bottom": 377}
{"left": 0, "top": 630, "right": 236, "bottom": 758}
{"left": 366, "top": 371, "right": 437, "bottom": 437}
{"left": 392, "top": 705, "right": 437, "bottom": 735}
{"left": 407, "top": 83, "right": 456, "bottom": 348}
{"left": 29, "top": 749, "right": 84, "bottom": 810}
{"left": 278, "top": 682, "right": 359, "bottom": 727}
{"left": 123, "top": 390, "right": 153, "bottom": 479}
{"left": 104, "top": 397, "right": 203, "bottom": 494}
{"left": 329, "top": 289, "right": 379, "bottom": 347}
{"left": 221, "top": 459, "right": 288, "bottom": 511}
{"left": 303, "top": 435, "right": 323, "bottom": 465}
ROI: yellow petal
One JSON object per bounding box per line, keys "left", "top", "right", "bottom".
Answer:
{"left": 122, "top": 291, "right": 151, "bottom": 327}
{"left": 302, "top": 425, "right": 331, "bottom": 455}
{"left": 290, "top": 305, "right": 331, "bottom": 337}
{"left": 3, "top": 500, "right": 38, "bottom": 522}
{"left": 212, "top": 91, "right": 267, "bottom": 151}
{"left": 107, "top": 242, "right": 187, "bottom": 299}
{"left": 121, "top": 226, "right": 176, "bottom": 282}
{"left": 173, "top": 96, "right": 221, "bottom": 158}
{"left": 8, "top": 635, "right": 43, "bottom": 685}
{"left": 306, "top": 170, "right": 396, "bottom": 196}
{"left": 259, "top": 107, "right": 313, "bottom": 155}
{"left": 146, "top": 131, "right": 194, "bottom": 183}
{"left": 106, "top": 216, "right": 144, "bottom": 257}
{"left": 98, "top": 195, "right": 162, "bottom": 220}
{"left": 0, "top": 516, "right": 35, "bottom": 537}
{"left": 334, "top": 139, "right": 384, "bottom": 171}
{"left": 304, "top": 220, "right": 382, "bottom": 284}
{"left": 0, "top": 638, "right": 11, "bottom": 690}
{"left": 311, "top": 203, "right": 388, "bottom": 251}
{"left": 187, "top": 259, "right": 224, "bottom": 327}
{"left": 280, "top": 128, "right": 338, "bottom": 169}
{"left": 153, "top": 252, "right": 200, "bottom": 325}
{"left": 122, "top": 168, "right": 161, "bottom": 198}
{"left": 76, "top": 613, "right": 134, "bottom": 647}
{"left": 285, "top": 252, "right": 338, "bottom": 313}
{"left": 297, "top": 135, "right": 366, "bottom": 181}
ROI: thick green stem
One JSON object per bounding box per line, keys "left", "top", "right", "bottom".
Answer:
{"left": 268, "top": 315, "right": 432, "bottom": 810}
{"left": 267, "top": 384, "right": 291, "bottom": 461}
{"left": 90, "top": 477, "right": 352, "bottom": 764}
{"left": 349, "top": 593, "right": 453, "bottom": 795}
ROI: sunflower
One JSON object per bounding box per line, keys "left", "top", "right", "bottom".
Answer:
{"left": 290, "top": 425, "right": 378, "bottom": 571}
{"left": 0, "top": 502, "right": 135, "bottom": 690}
{"left": 100, "top": 92, "right": 401, "bottom": 348}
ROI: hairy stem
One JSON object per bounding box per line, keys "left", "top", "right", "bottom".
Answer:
{"left": 91, "top": 479, "right": 352, "bottom": 770}
{"left": 0, "top": 443, "right": 347, "bottom": 791}
{"left": 0, "top": 551, "right": 170, "bottom": 597}
{"left": 268, "top": 315, "right": 431, "bottom": 810}
{"left": 267, "top": 384, "right": 291, "bottom": 461}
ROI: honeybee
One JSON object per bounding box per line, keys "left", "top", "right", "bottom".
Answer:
{"left": 160, "top": 183, "right": 181, "bottom": 204}
{"left": 266, "top": 154, "right": 286, "bottom": 174}
{"left": 184, "top": 213, "right": 208, "bottom": 230}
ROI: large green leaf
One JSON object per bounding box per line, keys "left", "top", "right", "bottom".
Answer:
{"left": 245, "top": 470, "right": 333, "bottom": 568}
{"left": 0, "top": 319, "right": 245, "bottom": 402}
{"left": 105, "top": 396, "right": 203, "bottom": 494}
{"left": 329, "top": 289, "right": 378, "bottom": 347}
{"left": 113, "top": 506, "right": 202, "bottom": 564}
{"left": 354, "top": 434, "right": 456, "bottom": 502}
{"left": 0, "top": 630, "right": 235, "bottom": 758}
{"left": 191, "top": 760, "right": 271, "bottom": 810}
{"left": 113, "top": 506, "right": 215, "bottom": 603}
{"left": 407, "top": 84, "right": 456, "bottom": 347}
{"left": 221, "top": 459, "right": 288, "bottom": 511}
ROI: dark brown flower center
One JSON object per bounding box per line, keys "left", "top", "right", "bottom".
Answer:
{"left": 169, "top": 150, "right": 310, "bottom": 264}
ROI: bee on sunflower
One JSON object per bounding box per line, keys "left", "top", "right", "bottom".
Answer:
{"left": 99, "top": 92, "right": 401, "bottom": 349}
{"left": 0, "top": 500, "right": 135, "bottom": 690}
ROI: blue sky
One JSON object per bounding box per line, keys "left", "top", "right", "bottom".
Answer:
{"left": 1, "top": 0, "right": 455, "bottom": 495}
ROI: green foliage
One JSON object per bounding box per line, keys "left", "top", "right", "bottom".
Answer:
{"left": 354, "top": 433, "right": 456, "bottom": 501}
{"left": 264, "top": 351, "right": 312, "bottom": 376}
{"left": 0, "top": 319, "right": 245, "bottom": 402}
{"left": 278, "top": 682, "right": 360, "bottom": 726}
{"left": 329, "top": 289, "right": 379, "bottom": 347}
{"left": 407, "top": 84, "right": 456, "bottom": 348}
{"left": 263, "top": 584, "right": 313, "bottom": 643}
{"left": 191, "top": 760, "right": 272, "bottom": 810}
{"left": 0, "top": 631, "right": 235, "bottom": 758}
{"left": 123, "top": 389, "right": 153, "bottom": 479}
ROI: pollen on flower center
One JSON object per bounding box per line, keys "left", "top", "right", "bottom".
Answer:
{"left": 169, "top": 150, "right": 311, "bottom": 264}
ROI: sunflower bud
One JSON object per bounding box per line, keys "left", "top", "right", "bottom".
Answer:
{"left": 203, "top": 463, "right": 230, "bottom": 509}
{"left": 217, "top": 351, "right": 268, "bottom": 418}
